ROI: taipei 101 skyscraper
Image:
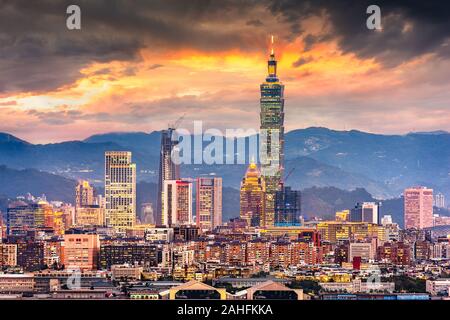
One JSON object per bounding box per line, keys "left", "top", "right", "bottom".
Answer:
{"left": 259, "top": 35, "right": 285, "bottom": 227}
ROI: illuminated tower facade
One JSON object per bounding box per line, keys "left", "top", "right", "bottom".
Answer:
{"left": 260, "top": 36, "right": 285, "bottom": 227}
{"left": 156, "top": 128, "right": 180, "bottom": 225}
{"left": 105, "top": 151, "right": 136, "bottom": 232}
{"left": 240, "top": 162, "right": 265, "bottom": 227}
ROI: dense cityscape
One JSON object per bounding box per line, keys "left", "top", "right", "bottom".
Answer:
{"left": 1, "top": 39, "right": 450, "bottom": 301}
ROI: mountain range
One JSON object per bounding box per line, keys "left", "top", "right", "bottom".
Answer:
{"left": 2, "top": 127, "right": 450, "bottom": 198}
{"left": 1, "top": 127, "right": 450, "bottom": 227}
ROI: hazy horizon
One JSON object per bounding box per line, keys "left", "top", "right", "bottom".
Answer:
{"left": 2, "top": 125, "right": 450, "bottom": 145}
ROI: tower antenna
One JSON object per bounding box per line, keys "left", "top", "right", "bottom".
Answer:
{"left": 271, "top": 35, "right": 274, "bottom": 55}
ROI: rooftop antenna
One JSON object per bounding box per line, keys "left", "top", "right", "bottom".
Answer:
{"left": 271, "top": 35, "right": 274, "bottom": 55}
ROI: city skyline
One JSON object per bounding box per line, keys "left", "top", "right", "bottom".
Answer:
{"left": 1, "top": 1, "right": 450, "bottom": 304}
{"left": 0, "top": 1, "right": 450, "bottom": 143}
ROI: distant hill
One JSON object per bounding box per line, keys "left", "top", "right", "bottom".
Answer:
{"left": 1, "top": 127, "right": 450, "bottom": 200}
{"left": 285, "top": 127, "right": 450, "bottom": 197}
{"left": 0, "top": 133, "right": 30, "bottom": 144}
{"left": 84, "top": 131, "right": 162, "bottom": 155}
{"left": 0, "top": 165, "right": 76, "bottom": 203}
{"left": 301, "top": 186, "right": 407, "bottom": 226}
{"left": 0, "top": 136, "right": 159, "bottom": 183}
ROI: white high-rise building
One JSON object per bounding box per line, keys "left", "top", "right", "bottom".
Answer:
{"left": 105, "top": 151, "right": 136, "bottom": 232}
{"left": 162, "top": 180, "right": 192, "bottom": 227}
{"left": 351, "top": 202, "right": 379, "bottom": 224}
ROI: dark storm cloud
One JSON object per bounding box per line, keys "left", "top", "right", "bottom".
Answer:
{"left": 268, "top": 0, "right": 450, "bottom": 66}
{"left": 0, "top": 0, "right": 264, "bottom": 94}
{"left": 0, "top": 0, "right": 449, "bottom": 94}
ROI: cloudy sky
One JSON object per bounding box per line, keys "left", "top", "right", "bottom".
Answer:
{"left": 0, "top": 0, "right": 449, "bottom": 143}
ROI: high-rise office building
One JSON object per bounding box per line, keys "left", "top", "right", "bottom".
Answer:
{"left": 196, "top": 177, "right": 222, "bottom": 231}
{"left": 7, "top": 236, "right": 44, "bottom": 272}
{"left": 274, "top": 186, "right": 301, "bottom": 226}
{"left": 350, "top": 202, "right": 379, "bottom": 224}
{"left": 105, "top": 151, "right": 136, "bottom": 232}
{"left": 240, "top": 162, "right": 265, "bottom": 227}
{"left": 404, "top": 186, "right": 433, "bottom": 230}
{"left": 157, "top": 128, "right": 180, "bottom": 225}
{"left": 162, "top": 180, "right": 192, "bottom": 227}
{"left": 260, "top": 36, "right": 284, "bottom": 227}
{"left": 75, "top": 180, "right": 95, "bottom": 208}
{"left": 7, "top": 202, "right": 46, "bottom": 235}
{"left": 75, "top": 205, "right": 105, "bottom": 227}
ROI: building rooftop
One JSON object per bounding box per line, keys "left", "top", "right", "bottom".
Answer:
{"left": 171, "top": 280, "right": 217, "bottom": 291}
{"left": 0, "top": 273, "right": 34, "bottom": 278}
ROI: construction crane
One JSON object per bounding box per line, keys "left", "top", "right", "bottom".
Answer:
{"left": 278, "top": 167, "right": 295, "bottom": 189}
{"left": 284, "top": 167, "right": 295, "bottom": 183}
{"left": 169, "top": 113, "right": 186, "bottom": 130}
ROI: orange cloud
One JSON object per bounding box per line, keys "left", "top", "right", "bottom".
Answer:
{"left": 1, "top": 28, "right": 449, "bottom": 143}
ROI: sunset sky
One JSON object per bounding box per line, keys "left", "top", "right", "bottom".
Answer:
{"left": 0, "top": 0, "right": 449, "bottom": 143}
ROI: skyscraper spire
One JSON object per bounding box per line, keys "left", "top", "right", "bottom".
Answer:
{"left": 267, "top": 35, "right": 277, "bottom": 79}
{"left": 271, "top": 35, "right": 274, "bottom": 55}
{"left": 260, "top": 35, "right": 285, "bottom": 227}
